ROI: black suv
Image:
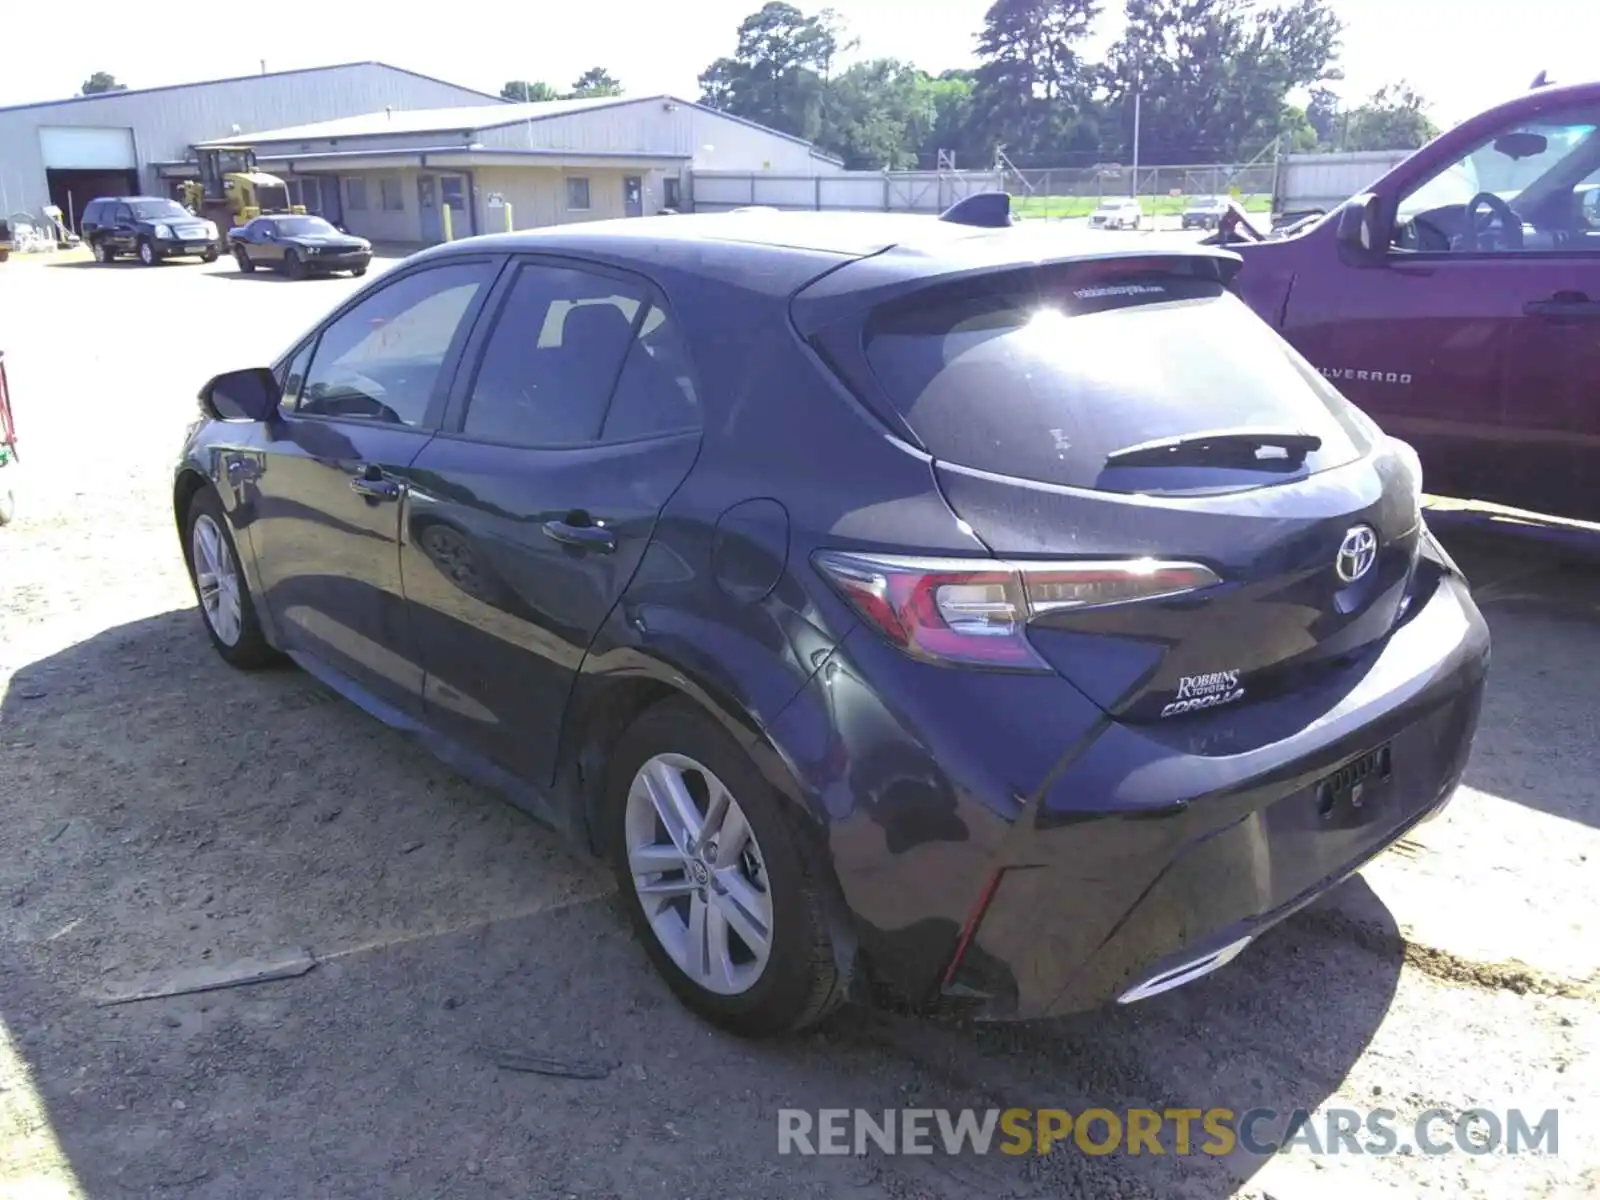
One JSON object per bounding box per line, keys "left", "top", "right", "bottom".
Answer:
{"left": 80, "top": 196, "right": 222, "bottom": 266}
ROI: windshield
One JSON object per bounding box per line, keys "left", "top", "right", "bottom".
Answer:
{"left": 130, "top": 200, "right": 190, "bottom": 220}
{"left": 1399, "top": 117, "right": 1600, "bottom": 221}
{"left": 273, "top": 216, "right": 339, "bottom": 236}
{"left": 1096, "top": 199, "right": 1129, "bottom": 210}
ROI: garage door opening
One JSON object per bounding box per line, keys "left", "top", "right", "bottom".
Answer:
{"left": 46, "top": 169, "right": 139, "bottom": 231}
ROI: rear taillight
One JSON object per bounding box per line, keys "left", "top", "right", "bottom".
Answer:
{"left": 813, "top": 551, "right": 1220, "bottom": 670}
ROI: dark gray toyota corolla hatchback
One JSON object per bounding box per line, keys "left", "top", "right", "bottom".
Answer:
{"left": 174, "top": 206, "right": 1490, "bottom": 1036}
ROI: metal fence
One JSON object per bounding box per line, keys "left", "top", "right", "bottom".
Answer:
{"left": 1000, "top": 162, "right": 1279, "bottom": 218}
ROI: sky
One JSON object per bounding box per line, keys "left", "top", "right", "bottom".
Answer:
{"left": 3, "top": 0, "right": 1595, "bottom": 130}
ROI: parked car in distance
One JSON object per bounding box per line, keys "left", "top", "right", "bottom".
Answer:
{"left": 174, "top": 210, "right": 1489, "bottom": 1037}
{"left": 1212, "top": 77, "right": 1600, "bottom": 524}
{"left": 80, "top": 196, "right": 220, "bottom": 265}
{"left": 1182, "top": 195, "right": 1231, "bottom": 230}
{"left": 1088, "top": 197, "right": 1144, "bottom": 229}
{"left": 230, "top": 214, "right": 373, "bottom": 278}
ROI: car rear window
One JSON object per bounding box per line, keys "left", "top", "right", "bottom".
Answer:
{"left": 861, "top": 267, "right": 1371, "bottom": 494}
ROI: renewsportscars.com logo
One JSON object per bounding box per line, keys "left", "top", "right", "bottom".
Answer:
{"left": 777, "top": 1107, "right": 1561, "bottom": 1158}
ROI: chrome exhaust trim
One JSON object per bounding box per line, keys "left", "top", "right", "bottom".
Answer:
{"left": 1116, "top": 935, "right": 1253, "bottom": 1004}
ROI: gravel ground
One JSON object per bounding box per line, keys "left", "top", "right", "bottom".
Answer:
{"left": 0, "top": 249, "right": 1595, "bottom": 1200}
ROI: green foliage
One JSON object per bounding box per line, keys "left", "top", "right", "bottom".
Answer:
{"left": 500, "top": 80, "right": 561, "bottom": 102}
{"left": 695, "top": 0, "right": 1433, "bottom": 171}
{"left": 570, "top": 68, "right": 624, "bottom": 98}
{"left": 80, "top": 71, "right": 127, "bottom": 96}
{"left": 1334, "top": 83, "right": 1441, "bottom": 151}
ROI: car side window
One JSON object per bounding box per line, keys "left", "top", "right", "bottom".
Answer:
{"left": 601, "top": 304, "right": 702, "bottom": 442}
{"left": 459, "top": 263, "right": 646, "bottom": 447}
{"left": 114, "top": 204, "right": 133, "bottom": 224}
{"left": 1394, "top": 107, "right": 1600, "bottom": 253}
{"left": 278, "top": 340, "right": 315, "bottom": 409}
{"left": 297, "top": 262, "right": 494, "bottom": 427}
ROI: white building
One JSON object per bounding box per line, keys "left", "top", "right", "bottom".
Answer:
{"left": 197, "top": 95, "right": 846, "bottom": 244}
{"left": 0, "top": 62, "right": 498, "bottom": 228}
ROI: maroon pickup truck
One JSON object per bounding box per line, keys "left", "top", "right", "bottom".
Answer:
{"left": 1214, "top": 79, "right": 1600, "bottom": 524}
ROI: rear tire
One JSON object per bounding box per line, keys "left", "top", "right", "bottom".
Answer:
{"left": 234, "top": 246, "right": 255, "bottom": 272}
{"left": 182, "top": 487, "right": 279, "bottom": 669}
{"left": 604, "top": 699, "right": 846, "bottom": 1037}
{"left": 91, "top": 238, "right": 114, "bottom": 263}
{"left": 0, "top": 483, "right": 14, "bottom": 526}
{"left": 351, "top": 267, "right": 367, "bottom": 277}
{"left": 137, "top": 238, "right": 157, "bottom": 266}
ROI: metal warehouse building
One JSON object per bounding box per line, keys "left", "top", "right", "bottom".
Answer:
{"left": 195, "top": 96, "right": 845, "bottom": 244}
{"left": 0, "top": 62, "right": 499, "bottom": 229}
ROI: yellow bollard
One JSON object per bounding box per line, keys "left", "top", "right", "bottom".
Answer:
{"left": 504, "top": 202, "right": 514, "bottom": 233}
{"left": 441, "top": 203, "right": 453, "bottom": 243}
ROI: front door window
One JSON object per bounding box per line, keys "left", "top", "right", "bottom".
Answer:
{"left": 1393, "top": 106, "right": 1600, "bottom": 253}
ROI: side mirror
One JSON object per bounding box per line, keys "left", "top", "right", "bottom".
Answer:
{"left": 1336, "top": 193, "right": 1385, "bottom": 255}
{"left": 200, "top": 367, "right": 280, "bottom": 422}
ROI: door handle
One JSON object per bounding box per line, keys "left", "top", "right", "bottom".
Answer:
{"left": 1524, "top": 292, "right": 1600, "bottom": 319}
{"left": 542, "top": 518, "right": 616, "bottom": 553}
{"left": 351, "top": 468, "right": 402, "bottom": 501}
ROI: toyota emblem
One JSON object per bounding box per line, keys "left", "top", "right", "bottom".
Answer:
{"left": 1336, "top": 525, "right": 1379, "bottom": 584}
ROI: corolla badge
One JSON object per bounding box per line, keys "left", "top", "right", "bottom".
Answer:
{"left": 1336, "top": 525, "right": 1379, "bottom": 584}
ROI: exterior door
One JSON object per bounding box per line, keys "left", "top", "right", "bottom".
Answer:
{"left": 401, "top": 257, "right": 702, "bottom": 786}
{"left": 623, "top": 175, "right": 644, "bottom": 217}
{"left": 440, "top": 173, "right": 469, "bottom": 238}
{"left": 417, "top": 174, "right": 441, "bottom": 243}
{"left": 245, "top": 258, "right": 502, "bottom": 714}
{"left": 320, "top": 177, "right": 344, "bottom": 226}
{"left": 1286, "top": 100, "right": 1600, "bottom": 517}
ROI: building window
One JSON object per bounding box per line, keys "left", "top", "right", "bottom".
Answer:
{"left": 566, "top": 176, "right": 591, "bottom": 211}
{"left": 347, "top": 177, "right": 368, "bottom": 211}
{"left": 380, "top": 176, "right": 404, "bottom": 211}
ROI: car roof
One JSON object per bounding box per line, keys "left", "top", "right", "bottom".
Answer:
{"left": 426, "top": 210, "right": 1238, "bottom": 288}
{"left": 96, "top": 196, "right": 176, "bottom": 204}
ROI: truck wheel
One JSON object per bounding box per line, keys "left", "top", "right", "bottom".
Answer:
{"left": 137, "top": 239, "right": 157, "bottom": 266}
{"left": 91, "top": 238, "right": 114, "bottom": 263}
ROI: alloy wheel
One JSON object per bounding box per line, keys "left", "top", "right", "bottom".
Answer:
{"left": 623, "top": 753, "right": 774, "bottom": 996}
{"left": 191, "top": 513, "right": 243, "bottom": 646}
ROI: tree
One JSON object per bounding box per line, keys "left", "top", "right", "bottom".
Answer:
{"left": 698, "top": 2, "right": 849, "bottom": 141}
{"left": 1336, "top": 83, "right": 1439, "bottom": 151}
{"left": 972, "top": 0, "right": 1103, "bottom": 162}
{"left": 569, "top": 68, "right": 623, "bottom": 98}
{"left": 817, "top": 59, "right": 937, "bottom": 169}
{"left": 1107, "top": 0, "right": 1342, "bottom": 164}
{"left": 500, "top": 80, "right": 560, "bottom": 102}
{"left": 80, "top": 71, "right": 127, "bottom": 96}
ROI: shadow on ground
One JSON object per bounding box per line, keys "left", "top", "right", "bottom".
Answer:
{"left": 0, "top": 610, "right": 1406, "bottom": 1199}
{"left": 1432, "top": 525, "right": 1600, "bottom": 830}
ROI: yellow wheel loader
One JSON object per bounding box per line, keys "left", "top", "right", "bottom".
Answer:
{"left": 179, "top": 146, "right": 304, "bottom": 240}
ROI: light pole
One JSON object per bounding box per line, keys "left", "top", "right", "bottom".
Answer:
{"left": 1130, "top": 53, "right": 1143, "bottom": 197}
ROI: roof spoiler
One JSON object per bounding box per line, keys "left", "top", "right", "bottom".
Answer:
{"left": 939, "top": 191, "right": 1013, "bottom": 228}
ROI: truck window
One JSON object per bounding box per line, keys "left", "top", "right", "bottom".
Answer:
{"left": 1395, "top": 108, "right": 1600, "bottom": 253}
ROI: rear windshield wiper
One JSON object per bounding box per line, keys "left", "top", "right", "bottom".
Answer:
{"left": 1104, "top": 428, "right": 1323, "bottom": 469}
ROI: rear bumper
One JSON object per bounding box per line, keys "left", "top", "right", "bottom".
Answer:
{"left": 767, "top": 571, "right": 1489, "bottom": 1021}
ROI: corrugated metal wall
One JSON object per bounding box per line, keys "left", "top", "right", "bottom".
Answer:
{"left": 691, "top": 169, "right": 1008, "bottom": 213}
{"left": 1277, "top": 150, "right": 1410, "bottom": 213}
{"left": 478, "top": 101, "right": 832, "bottom": 174}
{"left": 0, "top": 64, "right": 495, "bottom": 212}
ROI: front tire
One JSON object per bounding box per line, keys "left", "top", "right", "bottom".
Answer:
{"left": 183, "top": 487, "right": 278, "bottom": 669}
{"left": 605, "top": 700, "right": 845, "bottom": 1037}
{"left": 137, "top": 238, "right": 157, "bottom": 266}
{"left": 201, "top": 248, "right": 218, "bottom": 263}
{"left": 351, "top": 267, "right": 367, "bottom": 277}
{"left": 285, "top": 250, "right": 306, "bottom": 280}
